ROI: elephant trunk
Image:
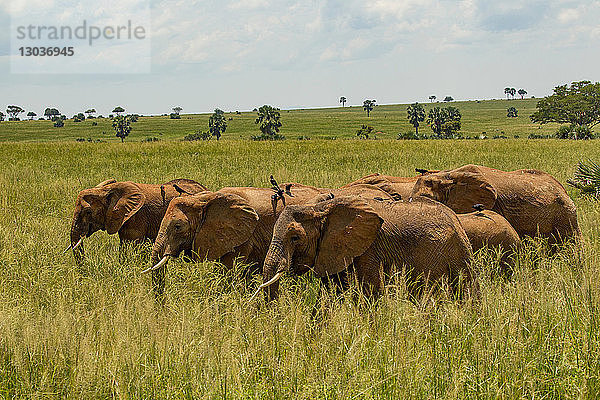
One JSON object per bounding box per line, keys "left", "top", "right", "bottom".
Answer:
{"left": 70, "top": 218, "right": 85, "bottom": 265}
{"left": 261, "top": 240, "right": 287, "bottom": 301}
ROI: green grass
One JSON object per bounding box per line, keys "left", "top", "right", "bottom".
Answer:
{"left": 0, "top": 98, "right": 559, "bottom": 142}
{"left": 1, "top": 139, "right": 600, "bottom": 398}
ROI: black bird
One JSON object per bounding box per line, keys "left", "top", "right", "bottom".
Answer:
{"left": 173, "top": 184, "right": 190, "bottom": 196}
{"left": 415, "top": 168, "right": 429, "bottom": 175}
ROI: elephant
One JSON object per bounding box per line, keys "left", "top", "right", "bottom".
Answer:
{"left": 68, "top": 178, "right": 207, "bottom": 263}
{"left": 341, "top": 169, "right": 436, "bottom": 200}
{"left": 457, "top": 206, "right": 521, "bottom": 271}
{"left": 146, "top": 182, "right": 398, "bottom": 296}
{"left": 259, "top": 195, "right": 475, "bottom": 301}
{"left": 410, "top": 164, "right": 581, "bottom": 245}
{"left": 146, "top": 183, "right": 325, "bottom": 296}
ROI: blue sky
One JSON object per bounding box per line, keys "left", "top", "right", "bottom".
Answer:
{"left": 1, "top": 0, "right": 599, "bottom": 116}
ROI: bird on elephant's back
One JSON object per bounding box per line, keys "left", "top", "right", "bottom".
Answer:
{"left": 410, "top": 164, "right": 581, "bottom": 246}
{"left": 67, "top": 178, "right": 207, "bottom": 264}
{"left": 258, "top": 195, "right": 476, "bottom": 302}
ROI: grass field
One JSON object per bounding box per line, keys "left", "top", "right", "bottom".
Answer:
{"left": 1, "top": 139, "right": 600, "bottom": 398}
{"left": 0, "top": 98, "right": 560, "bottom": 142}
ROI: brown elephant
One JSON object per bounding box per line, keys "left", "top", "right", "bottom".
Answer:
{"left": 341, "top": 169, "right": 436, "bottom": 200}
{"left": 146, "top": 184, "right": 325, "bottom": 296}
{"left": 457, "top": 206, "right": 521, "bottom": 271}
{"left": 258, "top": 195, "right": 475, "bottom": 301}
{"left": 68, "top": 178, "right": 207, "bottom": 263}
{"left": 410, "top": 164, "right": 581, "bottom": 245}
{"left": 146, "top": 182, "right": 398, "bottom": 296}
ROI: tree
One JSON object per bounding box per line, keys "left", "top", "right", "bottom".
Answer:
{"left": 112, "top": 106, "right": 125, "bottom": 116}
{"left": 172, "top": 106, "right": 183, "bottom": 115}
{"left": 44, "top": 108, "right": 60, "bottom": 120}
{"left": 0, "top": 112, "right": 4, "bottom": 122}
{"left": 427, "top": 106, "right": 462, "bottom": 137}
{"left": 531, "top": 81, "right": 600, "bottom": 132}
{"left": 507, "top": 107, "right": 518, "bottom": 118}
{"left": 112, "top": 115, "right": 132, "bottom": 142}
{"left": 73, "top": 113, "right": 85, "bottom": 122}
{"left": 440, "top": 107, "right": 462, "bottom": 137}
{"left": 339, "top": 96, "right": 347, "bottom": 107}
{"left": 407, "top": 102, "right": 425, "bottom": 136}
{"left": 504, "top": 87, "right": 511, "bottom": 99}
{"left": 443, "top": 96, "right": 454, "bottom": 102}
{"left": 6, "top": 105, "right": 24, "bottom": 121}
{"left": 518, "top": 89, "right": 527, "bottom": 99}
{"left": 429, "top": 95, "right": 436, "bottom": 102}
{"left": 208, "top": 108, "right": 227, "bottom": 140}
{"left": 427, "top": 107, "right": 444, "bottom": 136}
{"left": 255, "top": 105, "right": 282, "bottom": 138}
{"left": 356, "top": 124, "right": 374, "bottom": 139}
{"left": 85, "top": 108, "right": 96, "bottom": 118}
{"left": 363, "top": 99, "right": 376, "bottom": 117}
{"left": 27, "top": 111, "right": 37, "bottom": 120}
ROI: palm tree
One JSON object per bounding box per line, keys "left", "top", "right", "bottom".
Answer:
{"left": 518, "top": 89, "right": 527, "bottom": 99}
{"left": 339, "top": 96, "right": 347, "bottom": 107}
{"left": 363, "top": 100, "right": 375, "bottom": 117}
{"left": 567, "top": 160, "right": 600, "bottom": 197}
{"left": 407, "top": 102, "right": 425, "bottom": 136}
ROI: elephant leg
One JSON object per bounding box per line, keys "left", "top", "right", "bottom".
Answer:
{"left": 320, "top": 269, "right": 349, "bottom": 296}
{"left": 353, "top": 255, "right": 384, "bottom": 298}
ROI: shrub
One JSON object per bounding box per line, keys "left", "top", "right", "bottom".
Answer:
{"left": 91, "top": 121, "right": 98, "bottom": 126}
{"left": 555, "top": 124, "right": 595, "bottom": 140}
{"left": 356, "top": 124, "right": 375, "bottom": 139}
{"left": 250, "top": 133, "right": 285, "bottom": 141}
{"left": 397, "top": 131, "right": 420, "bottom": 140}
{"left": 183, "top": 131, "right": 212, "bottom": 141}
{"left": 143, "top": 137, "right": 160, "bottom": 142}
{"left": 54, "top": 119, "right": 64, "bottom": 128}
{"left": 169, "top": 113, "right": 181, "bottom": 119}
{"left": 297, "top": 136, "right": 311, "bottom": 140}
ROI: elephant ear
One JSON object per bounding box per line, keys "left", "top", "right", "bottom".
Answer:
{"left": 193, "top": 193, "right": 259, "bottom": 260}
{"left": 314, "top": 197, "right": 383, "bottom": 277}
{"left": 105, "top": 182, "right": 146, "bottom": 234}
{"left": 446, "top": 171, "right": 497, "bottom": 213}
{"left": 95, "top": 179, "right": 117, "bottom": 188}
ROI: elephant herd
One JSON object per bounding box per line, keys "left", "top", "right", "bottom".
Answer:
{"left": 68, "top": 164, "right": 581, "bottom": 301}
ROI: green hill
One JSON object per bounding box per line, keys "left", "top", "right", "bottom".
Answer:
{"left": 0, "top": 98, "right": 559, "bottom": 142}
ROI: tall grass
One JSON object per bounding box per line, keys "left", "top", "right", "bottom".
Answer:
{"left": 1, "top": 139, "right": 599, "bottom": 398}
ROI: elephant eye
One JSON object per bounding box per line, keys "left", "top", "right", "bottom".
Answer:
{"left": 290, "top": 235, "right": 300, "bottom": 242}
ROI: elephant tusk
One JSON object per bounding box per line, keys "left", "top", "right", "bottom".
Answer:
{"left": 141, "top": 255, "right": 170, "bottom": 274}
{"left": 249, "top": 271, "right": 283, "bottom": 301}
{"left": 72, "top": 236, "right": 84, "bottom": 251}
{"left": 63, "top": 244, "right": 72, "bottom": 254}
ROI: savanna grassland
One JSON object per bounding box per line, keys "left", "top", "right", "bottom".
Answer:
{"left": 1, "top": 138, "right": 600, "bottom": 398}
{"left": 0, "top": 98, "right": 557, "bottom": 142}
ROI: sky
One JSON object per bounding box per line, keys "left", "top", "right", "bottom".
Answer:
{"left": 1, "top": 0, "right": 599, "bottom": 116}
